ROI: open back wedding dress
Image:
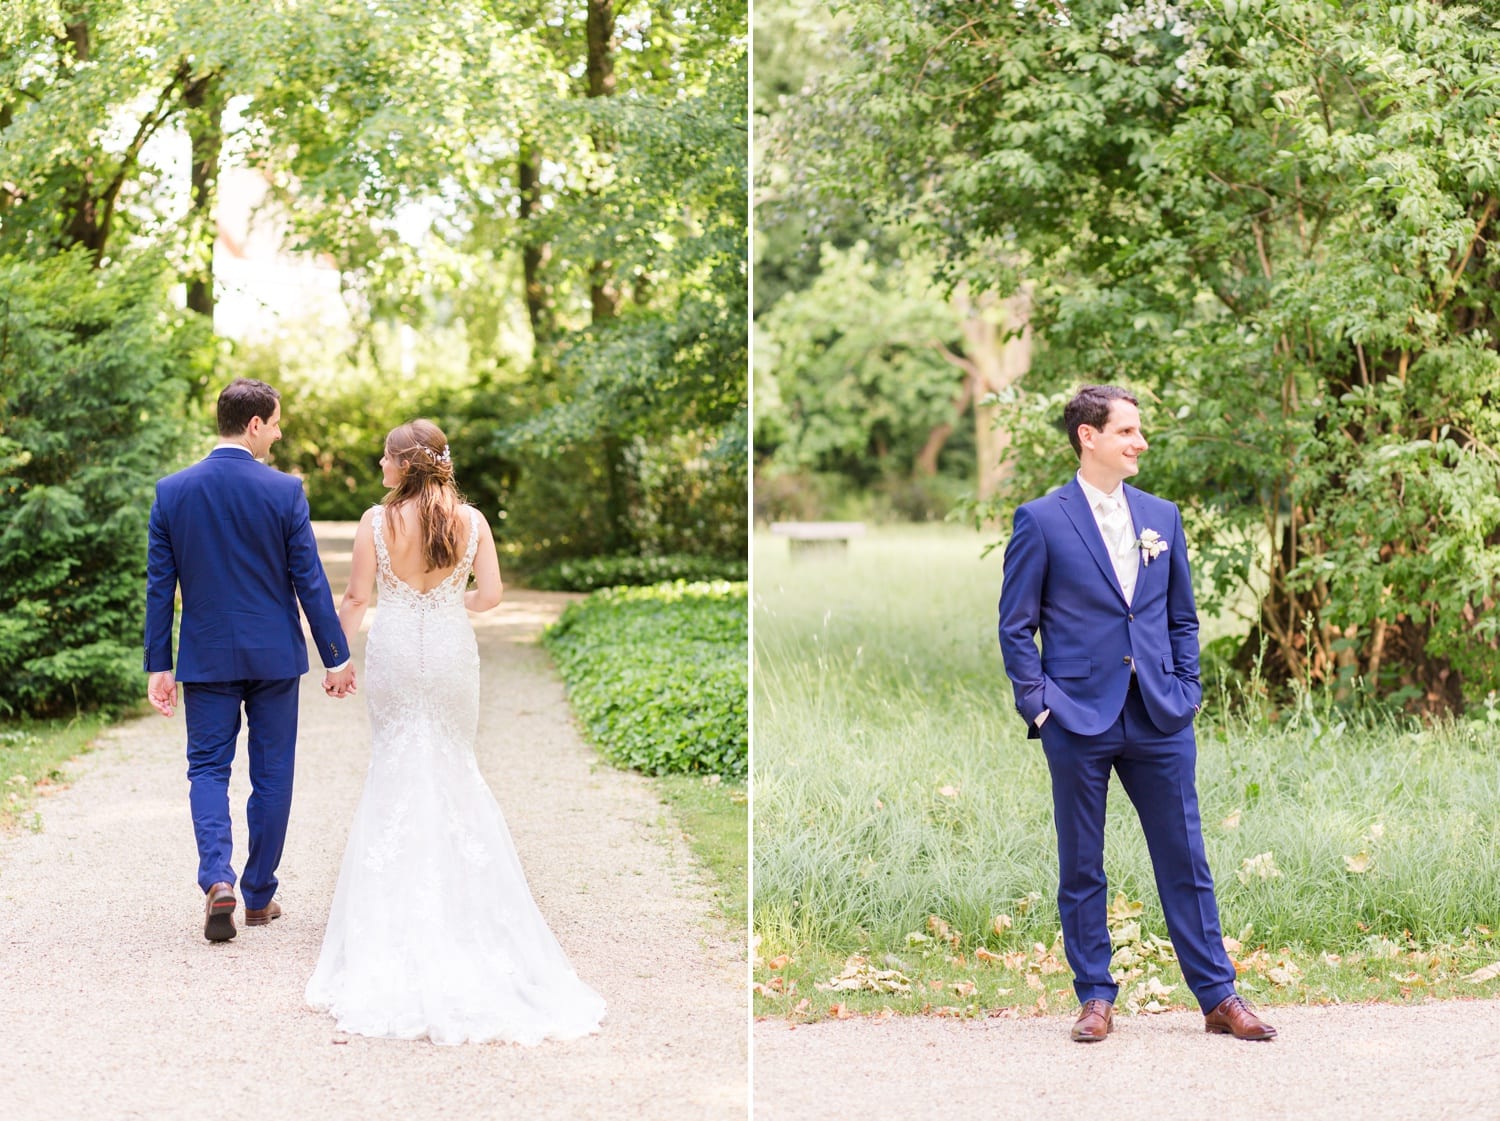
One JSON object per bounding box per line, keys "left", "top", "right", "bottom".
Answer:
{"left": 306, "top": 505, "right": 606, "bottom": 1045}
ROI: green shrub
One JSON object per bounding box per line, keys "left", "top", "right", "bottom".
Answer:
{"left": 542, "top": 581, "right": 747, "bottom": 778}
{"left": 0, "top": 251, "right": 194, "bottom": 717}
{"left": 530, "top": 553, "right": 748, "bottom": 592}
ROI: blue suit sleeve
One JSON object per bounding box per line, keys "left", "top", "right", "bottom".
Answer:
{"left": 1164, "top": 505, "right": 1203, "bottom": 708}
{"left": 143, "top": 489, "right": 177, "bottom": 673}
{"left": 284, "top": 487, "right": 349, "bottom": 670}
{"left": 998, "top": 504, "right": 1047, "bottom": 725}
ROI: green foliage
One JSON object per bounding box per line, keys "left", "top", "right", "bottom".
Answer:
{"left": 530, "top": 552, "right": 747, "bottom": 592}
{"left": 757, "top": 242, "right": 972, "bottom": 481}
{"left": 4, "top": 0, "right": 748, "bottom": 572}
{"left": 543, "top": 581, "right": 747, "bottom": 778}
{"left": 784, "top": 0, "right": 1500, "bottom": 709}
{"left": 0, "top": 251, "right": 193, "bottom": 717}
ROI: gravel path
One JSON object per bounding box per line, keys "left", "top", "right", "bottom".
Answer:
{"left": 755, "top": 999, "right": 1500, "bottom": 1119}
{"left": 0, "top": 525, "right": 746, "bottom": 1120}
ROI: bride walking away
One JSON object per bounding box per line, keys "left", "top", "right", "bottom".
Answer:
{"left": 306, "top": 419, "right": 606, "bottom": 1045}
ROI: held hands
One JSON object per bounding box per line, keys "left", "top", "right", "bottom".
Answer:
{"left": 323, "top": 665, "right": 357, "bottom": 699}
{"left": 147, "top": 671, "right": 179, "bottom": 717}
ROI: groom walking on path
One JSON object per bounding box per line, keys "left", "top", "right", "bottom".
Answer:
{"left": 998, "top": 385, "right": 1275, "bottom": 1043}
{"left": 145, "top": 378, "right": 355, "bottom": 943}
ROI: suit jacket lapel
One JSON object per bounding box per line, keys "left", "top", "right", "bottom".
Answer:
{"left": 1122, "top": 486, "right": 1157, "bottom": 595}
{"left": 1060, "top": 478, "right": 1128, "bottom": 605}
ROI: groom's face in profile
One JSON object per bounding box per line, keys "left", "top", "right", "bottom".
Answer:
{"left": 245, "top": 403, "right": 283, "bottom": 461}
{"left": 1078, "top": 400, "right": 1147, "bottom": 485}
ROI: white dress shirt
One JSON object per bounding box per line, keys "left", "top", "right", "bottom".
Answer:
{"left": 1076, "top": 472, "right": 1139, "bottom": 605}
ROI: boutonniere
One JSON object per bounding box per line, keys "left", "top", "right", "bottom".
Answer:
{"left": 1136, "top": 528, "right": 1168, "bottom": 565}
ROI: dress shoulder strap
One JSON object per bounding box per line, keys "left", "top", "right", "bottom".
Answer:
{"left": 461, "top": 506, "right": 482, "bottom": 571}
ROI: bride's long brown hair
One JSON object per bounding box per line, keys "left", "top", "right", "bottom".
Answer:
{"left": 382, "top": 419, "right": 466, "bottom": 571}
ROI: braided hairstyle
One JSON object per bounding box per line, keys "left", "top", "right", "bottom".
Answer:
{"left": 381, "top": 419, "right": 467, "bottom": 571}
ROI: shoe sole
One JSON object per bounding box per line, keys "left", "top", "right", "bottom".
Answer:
{"left": 1071, "top": 1024, "right": 1112, "bottom": 1042}
{"left": 204, "top": 898, "right": 236, "bottom": 942}
{"left": 1205, "top": 1023, "right": 1276, "bottom": 1040}
{"left": 244, "top": 909, "right": 281, "bottom": 927}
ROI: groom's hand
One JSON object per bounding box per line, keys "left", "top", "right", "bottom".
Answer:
{"left": 147, "top": 671, "right": 178, "bottom": 717}
{"left": 323, "top": 665, "right": 356, "bottom": 699}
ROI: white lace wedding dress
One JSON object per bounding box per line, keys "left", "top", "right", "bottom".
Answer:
{"left": 306, "top": 506, "right": 606, "bottom": 1045}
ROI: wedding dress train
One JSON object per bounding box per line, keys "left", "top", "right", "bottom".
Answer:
{"left": 306, "top": 506, "right": 605, "bottom": 1045}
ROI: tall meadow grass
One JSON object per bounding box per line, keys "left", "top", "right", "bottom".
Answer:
{"left": 753, "top": 527, "right": 1500, "bottom": 962}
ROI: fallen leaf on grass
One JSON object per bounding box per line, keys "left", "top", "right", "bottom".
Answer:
{"left": 991, "top": 914, "right": 1013, "bottom": 936}
{"left": 937, "top": 785, "right": 960, "bottom": 798}
{"left": 1236, "top": 851, "right": 1282, "bottom": 884}
{"left": 792, "top": 999, "right": 810, "bottom": 1015}
{"left": 1221, "top": 809, "right": 1241, "bottom": 830}
{"left": 767, "top": 954, "right": 791, "bottom": 970}
{"left": 829, "top": 1002, "right": 853, "bottom": 1020}
{"left": 950, "top": 980, "right": 977, "bottom": 997}
{"left": 1463, "top": 961, "right": 1500, "bottom": 984}
{"left": 1014, "top": 891, "right": 1043, "bottom": 915}
{"left": 1343, "top": 851, "right": 1372, "bottom": 874}
{"left": 975, "top": 947, "right": 1003, "bottom": 964}
{"left": 1107, "top": 893, "right": 1144, "bottom": 923}
{"left": 1123, "top": 976, "right": 1177, "bottom": 1014}
{"left": 817, "top": 955, "right": 912, "bottom": 995}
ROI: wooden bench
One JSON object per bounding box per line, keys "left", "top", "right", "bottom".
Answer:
{"left": 770, "top": 521, "right": 866, "bottom": 558}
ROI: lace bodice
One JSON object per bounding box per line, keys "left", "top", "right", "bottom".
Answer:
{"left": 371, "top": 505, "right": 481, "bottom": 611}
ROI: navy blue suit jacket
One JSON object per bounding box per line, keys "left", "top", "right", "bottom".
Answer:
{"left": 998, "top": 478, "right": 1202, "bottom": 739}
{"left": 144, "top": 448, "right": 347, "bottom": 682}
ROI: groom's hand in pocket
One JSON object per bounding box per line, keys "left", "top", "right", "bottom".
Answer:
{"left": 147, "top": 671, "right": 178, "bottom": 717}
{"left": 323, "top": 664, "right": 357, "bottom": 699}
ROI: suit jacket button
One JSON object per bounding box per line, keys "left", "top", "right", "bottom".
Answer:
{"left": 1128, "top": 613, "right": 1134, "bottom": 621}
{"left": 1123, "top": 655, "right": 1132, "bottom": 666}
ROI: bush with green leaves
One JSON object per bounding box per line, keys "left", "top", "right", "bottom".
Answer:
{"left": 0, "top": 251, "right": 194, "bottom": 717}
{"left": 529, "top": 553, "right": 747, "bottom": 592}
{"left": 542, "top": 581, "right": 747, "bottom": 778}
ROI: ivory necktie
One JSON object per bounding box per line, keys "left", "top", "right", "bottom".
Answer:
{"left": 1098, "top": 495, "right": 1137, "bottom": 602}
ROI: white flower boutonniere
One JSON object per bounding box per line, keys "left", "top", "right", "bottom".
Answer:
{"left": 1136, "top": 528, "right": 1168, "bottom": 566}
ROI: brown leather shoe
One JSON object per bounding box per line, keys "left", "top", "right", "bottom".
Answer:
{"left": 1071, "top": 999, "right": 1114, "bottom": 1042}
{"left": 204, "top": 882, "right": 236, "bottom": 942}
{"left": 1204, "top": 994, "right": 1277, "bottom": 1040}
{"left": 244, "top": 900, "right": 282, "bottom": 927}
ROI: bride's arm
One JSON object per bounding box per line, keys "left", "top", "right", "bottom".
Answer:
{"left": 339, "top": 508, "right": 378, "bottom": 639}
{"left": 464, "top": 510, "right": 503, "bottom": 613}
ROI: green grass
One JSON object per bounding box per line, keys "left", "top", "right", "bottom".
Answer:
{"left": 0, "top": 714, "right": 112, "bottom": 831}
{"left": 657, "top": 773, "right": 749, "bottom": 929}
{"left": 752, "top": 526, "right": 1500, "bottom": 1019}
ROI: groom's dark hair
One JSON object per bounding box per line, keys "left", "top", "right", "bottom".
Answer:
{"left": 1064, "top": 385, "right": 1138, "bottom": 457}
{"left": 217, "top": 378, "right": 280, "bottom": 436}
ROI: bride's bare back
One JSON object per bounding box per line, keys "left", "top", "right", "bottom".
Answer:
{"left": 380, "top": 501, "right": 470, "bottom": 592}
{"left": 337, "top": 500, "right": 503, "bottom": 637}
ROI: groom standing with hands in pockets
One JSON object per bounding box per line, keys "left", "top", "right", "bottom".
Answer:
{"left": 998, "top": 385, "right": 1275, "bottom": 1042}
{"left": 145, "top": 378, "right": 355, "bottom": 943}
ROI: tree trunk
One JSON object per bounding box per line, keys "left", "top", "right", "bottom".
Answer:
{"left": 586, "top": 0, "right": 620, "bottom": 322}
{"left": 183, "top": 70, "right": 223, "bottom": 321}
{"left": 956, "top": 284, "right": 1032, "bottom": 503}
{"left": 518, "top": 139, "right": 552, "bottom": 351}
{"left": 585, "top": 0, "right": 630, "bottom": 552}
